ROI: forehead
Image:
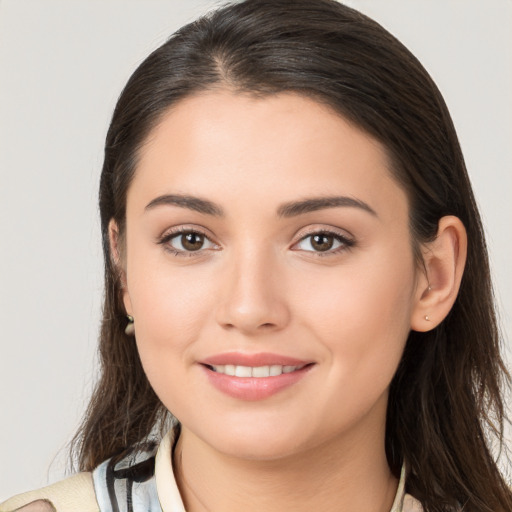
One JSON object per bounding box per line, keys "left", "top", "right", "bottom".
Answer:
{"left": 130, "top": 90, "right": 407, "bottom": 222}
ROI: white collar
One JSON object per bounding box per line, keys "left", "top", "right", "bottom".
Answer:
{"left": 155, "top": 428, "right": 186, "bottom": 511}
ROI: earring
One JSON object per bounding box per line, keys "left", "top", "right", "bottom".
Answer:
{"left": 125, "top": 315, "right": 135, "bottom": 336}
{"left": 424, "top": 315, "right": 430, "bottom": 321}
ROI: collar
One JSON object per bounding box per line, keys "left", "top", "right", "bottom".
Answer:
{"left": 155, "top": 428, "right": 186, "bottom": 511}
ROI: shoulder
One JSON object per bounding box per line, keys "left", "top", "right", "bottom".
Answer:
{"left": 0, "top": 472, "right": 98, "bottom": 512}
{"left": 0, "top": 439, "right": 163, "bottom": 512}
{"left": 402, "top": 493, "right": 423, "bottom": 511}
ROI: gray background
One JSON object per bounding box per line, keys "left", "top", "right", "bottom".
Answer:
{"left": 1, "top": 0, "right": 510, "bottom": 498}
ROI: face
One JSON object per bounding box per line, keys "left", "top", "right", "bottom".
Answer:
{"left": 116, "top": 90, "right": 422, "bottom": 461}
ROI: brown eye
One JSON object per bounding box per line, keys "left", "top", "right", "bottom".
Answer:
{"left": 311, "top": 234, "right": 334, "bottom": 251}
{"left": 294, "top": 231, "right": 353, "bottom": 255}
{"left": 181, "top": 232, "right": 205, "bottom": 251}
{"left": 163, "top": 229, "right": 217, "bottom": 255}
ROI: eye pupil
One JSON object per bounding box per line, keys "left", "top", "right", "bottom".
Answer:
{"left": 182, "top": 232, "right": 204, "bottom": 251}
{"left": 312, "top": 234, "right": 334, "bottom": 251}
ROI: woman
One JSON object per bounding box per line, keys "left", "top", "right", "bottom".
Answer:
{"left": 1, "top": 0, "right": 510, "bottom": 511}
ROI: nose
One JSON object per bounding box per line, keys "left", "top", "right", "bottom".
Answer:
{"left": 215, "top": 245, "right": 291, "bottom": 335}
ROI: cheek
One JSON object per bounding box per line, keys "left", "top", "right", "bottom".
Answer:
{"left": 125, "top": 250, "right": 217, "bottom": 382}
{"left": 295, "top": 247, "right": 416, "bottom": 384}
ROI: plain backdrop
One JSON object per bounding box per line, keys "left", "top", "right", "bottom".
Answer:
{"left": 0, "top": 0, "right": 511, "bottom": 499}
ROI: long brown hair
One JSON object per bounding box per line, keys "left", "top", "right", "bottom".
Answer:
{"left": 71, "top": 1, "right": 512, "bottom": 510}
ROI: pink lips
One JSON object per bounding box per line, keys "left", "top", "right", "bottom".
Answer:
{"left": 200, "top": 352, "right": 314, "bottom": 401}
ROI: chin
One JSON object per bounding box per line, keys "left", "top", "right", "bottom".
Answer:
{"left": 190, "top": 417, "right": 316, "bottom": 462}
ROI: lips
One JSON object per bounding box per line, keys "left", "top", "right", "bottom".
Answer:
{"left": 200, "top": 352, "right": 314, "bottom": 400}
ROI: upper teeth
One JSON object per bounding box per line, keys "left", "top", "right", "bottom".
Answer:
{"left": 210, "top": 364, "right": 300, "bottom": 377}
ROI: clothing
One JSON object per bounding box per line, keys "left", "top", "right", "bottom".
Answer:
{"left": 0, "top": 429, "right": 423, "bottom": 511}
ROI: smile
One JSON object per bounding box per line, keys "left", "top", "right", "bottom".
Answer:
{"left": 200, "top": 353, "right": 315, "bottom": 400}
{"left": 207, "top": 364, "right": 303, "bottom": 377}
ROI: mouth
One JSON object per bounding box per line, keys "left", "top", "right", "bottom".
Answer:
{"left": 199, "top": 353, "right": 315, "bottom": 400}
{"left": 203, "top": 363, "right": 310, "bottom": 378}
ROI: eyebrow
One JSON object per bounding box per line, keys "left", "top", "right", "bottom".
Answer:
{"left": 144, "top": 193, "right": 377, "bottom": 218}
{"left": 277, "top": 196, "right": 377, "bottom": 218}
{"left": 145, "top": 194, "right": 224, "bottom": 216}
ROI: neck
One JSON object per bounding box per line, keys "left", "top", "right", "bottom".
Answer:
{"left": 173, "top": 413, "right": 398, "bottom": 512}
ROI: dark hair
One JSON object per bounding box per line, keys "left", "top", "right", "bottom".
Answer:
{"left": 71, "top": 1, "right": 512, "bottom": 510}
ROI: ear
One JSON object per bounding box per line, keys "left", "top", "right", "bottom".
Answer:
{"left": 410, "top": 215, "right": 467, "bottom": 332}
{"left": 108, "top": 219, "right": 133, "bottom": 316}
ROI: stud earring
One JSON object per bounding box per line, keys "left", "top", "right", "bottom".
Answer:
{"left": 125, "top": 315, "right": 135, "bottom": 336}
{"left": 424, "top": 315, "right": 430, "bottom": 321}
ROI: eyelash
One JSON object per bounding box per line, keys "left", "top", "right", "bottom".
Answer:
{"left": 157, "top": 227, "right": 355, "bottom": 258}
{"left": 294, "top": 228, "right": 355, "bottom": 257}
{"left": 157, "top": 227, "right": 217, "bottom": 258}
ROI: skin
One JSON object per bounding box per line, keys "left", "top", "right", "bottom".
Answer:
{"left": 110, "top": 90, "right": 467, "bottom": 512}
